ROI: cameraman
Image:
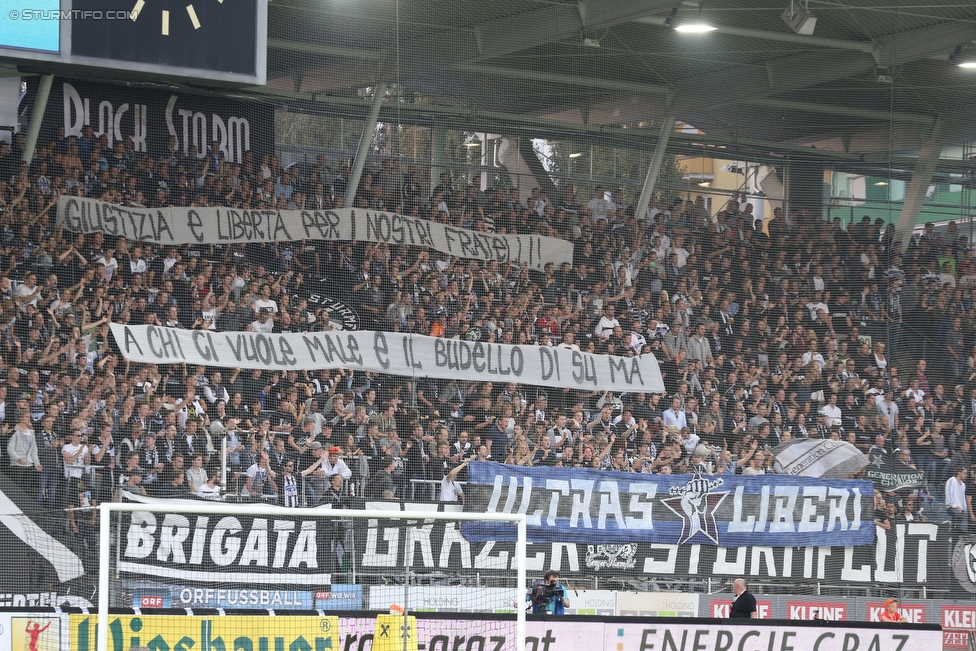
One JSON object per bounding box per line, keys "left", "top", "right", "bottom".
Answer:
{"left": 527, "top": 570, "right": 570, "bottom": 615}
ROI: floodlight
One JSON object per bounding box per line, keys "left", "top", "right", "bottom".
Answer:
{"left": 781, "top": 0, "right": 817, "bottom": 35}
{"left": 675, "top": 22, "right": 717, "bottom": 33}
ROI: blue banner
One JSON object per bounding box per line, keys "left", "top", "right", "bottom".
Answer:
{"left": 463, "top": 462, "right": 875, "bottom": 548}
{"left": 126, "top": 581, "right": 363, "bottom": 610}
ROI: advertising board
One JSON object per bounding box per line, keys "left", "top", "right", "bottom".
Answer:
{"left": 64, "top": 614, "right": 942, "bottom": 651}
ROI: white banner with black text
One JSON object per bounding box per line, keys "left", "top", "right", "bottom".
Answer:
{"left": 109, "top": 324, "right": 665, "bottom": 392}
{"left": 57, "top": 197, "right": 573, "bottom": 270}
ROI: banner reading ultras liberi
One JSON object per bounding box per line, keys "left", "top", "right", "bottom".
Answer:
{"left": 462, "top": 463, "right": 875, "bottom": 547}
{"left": 57, "top": 197, "right": 573, "bottom": 270}
{"left": 110, "top": 324, "right": 665, "bottom": 392}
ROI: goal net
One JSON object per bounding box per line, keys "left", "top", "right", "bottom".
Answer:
{"left": 96, "top": 501, "right": 527, "bottom": 651}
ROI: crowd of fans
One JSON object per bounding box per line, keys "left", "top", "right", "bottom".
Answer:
{"left": 1, "top": 132, "right": 976, "bottom": 534}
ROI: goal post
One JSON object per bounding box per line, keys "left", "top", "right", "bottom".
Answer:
{"left": 96, "top": 501, "right": 527, "bottom": 651}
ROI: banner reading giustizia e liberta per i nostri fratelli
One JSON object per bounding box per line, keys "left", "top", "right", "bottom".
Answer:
{"left": 57, "top": 197, "right": 573, "bottom": 271}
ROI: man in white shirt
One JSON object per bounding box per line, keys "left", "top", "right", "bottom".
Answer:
{"left": 594, "top": 305, "right": 620, "bottom": 340}
{"left": 162, "top": 248, "right": 180, "bottom": 276}
{"left": 679, "top": 427, "right": 700, "bottom": 454}
{"left": 629, "top": 320, "right": 647, "bottom": 353}
{"left": 186, "top": 453, "right": 209, "bottom": 492}
{"left": 669, "top": 235, "right": 690, "bottom": 268}
{"left": 15, "top": 272, "right": 41, "bottom": 311}
{"left": 903, "top": 379, "right": 924, "bottom": 403}
{"left": 244, "top": 454, "right": 278, "bottom": 499}
{"left": 800, "top": 340, "right": 826, "bottom": 372}
{"left": 251, "top": 309, "right": 275, "bottom": 333}
{"left": 662, "top": 397, "right": 687, "bottom": 430}
{"left": 557, "top": 331, "right": 581, "bottom": 351}
{"left": 322, "top": 446, "right": 353, "bottom": 479}
{"left": 72, "top": 338, "right": 99, "bottom": 374}
{"left": 946, "top": 466, "right": 968, "bottom": 531}
{"left": 196, "top": 475, "right": 222, "bottom": 500}
{"left": 820, "top": 394, "right": 842, "bottom": 422}
{"left": 586, "top": 186, "right": 612, "bottom": 223}
{"left": 439, "top": 458, "right": 472, "bottom": 503}
{"left": 805, "top": 292, "right": 830, "bottom": 321}
{"left": 62, "top": 431, "right": 89, "bottom": 483}
{"left": 252, "top": 284, "right": 279, "bottom": 313}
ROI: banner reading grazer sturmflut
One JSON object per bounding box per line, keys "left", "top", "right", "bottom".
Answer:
{"left": 462, "top": 463, "right": 874, "bottom": 547}
{"left": 57, "top": 196, "right": 573, "bottom": 270}
{"left": 109, "top": 324, "right": 665, "bottom": 393}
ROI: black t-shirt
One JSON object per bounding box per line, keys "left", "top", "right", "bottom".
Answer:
{"left": 907, "top": 428, "right": 927, "bottom": 459}
{"left": 730, "top": 590, "right": 757, "bottom": 618}
{"left": 965, "top": 476, "right": 976, "bottom": 504}
{"left": 404, "top": 436, "right": 427, "bottom": 479}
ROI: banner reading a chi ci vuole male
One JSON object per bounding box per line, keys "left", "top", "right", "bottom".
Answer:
{"left": 109, "top": 324, "right": 664, "bottom": 393}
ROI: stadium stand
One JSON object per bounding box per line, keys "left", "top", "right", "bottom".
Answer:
{"left": 0, "top": 136, "right": 971, "bottom": 518}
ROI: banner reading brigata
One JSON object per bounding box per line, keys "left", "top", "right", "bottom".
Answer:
{"left": 463, "top": 463, "right": 874, "bottom": 547}
{"left": 57, "top": 196, "right": 574, "bottom": 270}
{"left": 109, "top": 324, "right": 664, "bottom": 392}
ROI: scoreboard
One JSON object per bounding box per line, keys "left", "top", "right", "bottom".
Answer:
{"left": 0, "top": 0, "right": 266, "bottom": 85}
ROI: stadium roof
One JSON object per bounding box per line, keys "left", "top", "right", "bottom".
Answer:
{"left": 252, "top": 0, "right": 976, "bottom": 172}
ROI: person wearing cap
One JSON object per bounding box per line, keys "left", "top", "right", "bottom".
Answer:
{"left": 321, "top": 445, "right": 352, "bottom": 480}
{"left": 878, "top": 598, "right": 904, "bottom": 623}
{"left": 298, "top": 441, "right": 330, "bottom": 505}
